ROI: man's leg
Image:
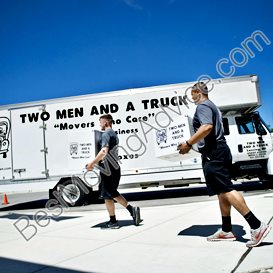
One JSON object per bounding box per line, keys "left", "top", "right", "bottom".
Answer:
{"left": 219, "top": 190, "right": 250, "bottom": 216}
{"left": 102, "top": 199, "right": 119, "bottom": 229}
{"left": 208, "top": 190, "right": 250, "bottom": 241}
{"left": 114, "top": 195, "right": 128, "bottom": 207}
{"left": 216, "top": 190, "right": 271, "bottom": 247}
{"left": 105, "top": 199, "right": 115, "bottom": 216}
{"left": 219, "top": 190, "right": 263, "bottom": 232}
{"left": 218, "top": 193, "right": 233, "bottom": 234}
{"left": 207, "top": 193, "right": 236, "bottom": 241}
{"left": 114, "top": 195, "right": 141, "bottom": 226}
{"left": 218, "top": 193, "right": 231, "bottom": 216}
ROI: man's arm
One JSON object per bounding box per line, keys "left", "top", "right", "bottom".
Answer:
{"left": 188, "top": 124, "right": 213, "bottom": 145}
{"left": 178, "top": 124, "right": 213, "bottom": 154}
{"left": 86, "top": 146, "right": 109, "bottom": 170}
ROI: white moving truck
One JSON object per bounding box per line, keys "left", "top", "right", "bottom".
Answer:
{"left": 0, "top": 75, "right": 272, "bottom": 206}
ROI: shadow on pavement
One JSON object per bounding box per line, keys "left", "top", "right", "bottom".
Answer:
{"left": 0, "top": 199, "right": 48, "bottom": 211}
{"left": 91, "top": 219, "right": 144, "bottom": 228}
{"left": 0, "top": 212, "right": 81, "bottom": 222}
{"left": 178, "top": 224, "right": 248, "bottom": 243}
{"left": 257, "top": 241, "right": 273, "bottom": 247}
{"left": 0, "top": 257, "right": 94, "bottom": 273}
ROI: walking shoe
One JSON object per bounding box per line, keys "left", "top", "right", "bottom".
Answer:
{"left": 132, "top": 206, "right": 141, "bottom": 226}
{"left": 246, "top": 222, "right": 271, "bottom": 247}
{"left": 207, "top": 229, "right": 236, "bottom": 241}
{"left": 101, "top": 221, "right": 120, "bottom": 229}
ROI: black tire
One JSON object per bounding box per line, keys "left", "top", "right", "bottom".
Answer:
{"left": 56, "top": 178, "right": 87, "bottom": 207}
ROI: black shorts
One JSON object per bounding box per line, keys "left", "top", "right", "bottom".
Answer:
{"left": 202, "top": 142, "right": 235, "bottom": 196}
{"left": 98, "top": 163, "right": 121, "bottom": 200}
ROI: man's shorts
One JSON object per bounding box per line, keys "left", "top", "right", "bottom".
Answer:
{"left": 98, "top": 163, "right": 121, "bottom": 199}
{"left": 202, "top": 142, "right": 235, "bottom": 196}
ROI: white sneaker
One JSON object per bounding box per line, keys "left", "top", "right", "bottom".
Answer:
{"left": 246, "top": 222, "right": 271, "bottom": 247}
{"left": 207, "top": 229, "right": 236, "bottom": 241}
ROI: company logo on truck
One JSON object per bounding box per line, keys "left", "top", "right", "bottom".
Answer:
{"left": 69, "top": 142, "right": 92, "bottom": 159}
{"left": 70, "top": 143, "right": 79, "bottom": 155}
{"left": 156, "top": 129, "right": 167, "bottom": 145}
{"left": 0, "top": 117, "right": 10, "bottom": 158}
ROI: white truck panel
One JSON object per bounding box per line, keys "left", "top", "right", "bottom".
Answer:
{"left": 0, "top": 110, "right": 12, "bottom": 180}
{"left": 209, "top": 76, "right": 260, "bottom": 113}
{"left": 131, "top": 75, "right": 260, "bottom": 114}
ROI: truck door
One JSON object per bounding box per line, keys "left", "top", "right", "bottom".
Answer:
{"left": 230, "top": 112, "right": 272, "bottom": 162}
{"left": 10, "top": 105, "right": 48, "bottom": 180}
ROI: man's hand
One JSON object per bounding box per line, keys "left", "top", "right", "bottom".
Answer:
{"left": 85, "top": 147, "right": 108, "bottom": 171}
{"left": 85, "top": 162, "right": 95, "bottom": 171}
{"left": 177, "top": 142, "right": 191, "bottom": 154}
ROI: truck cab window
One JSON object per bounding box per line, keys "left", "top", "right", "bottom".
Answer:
{"left": 222, "top": 118, "right": 230, "bottom": 135}
{"left": 235, "top": 116, "right": 255, "bottom": 134}
{"left": 253, "top": 113, "right": 267, "bottom": 135}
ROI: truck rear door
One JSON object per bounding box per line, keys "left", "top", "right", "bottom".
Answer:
{"left": 10, "top": 106, "right": 48, "bottom": 180}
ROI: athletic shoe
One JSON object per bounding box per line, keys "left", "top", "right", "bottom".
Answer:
{"left": 132, "top": 206, "right": 141, "bottom": 226}
{"left": 207, "top": 229, "right": 236, "bottom": 241}
{"left": 246, "top": 222, "right": 271, "bottom": 247}
{"left": 101, "top": 221, "right": 120, "bottom": 229}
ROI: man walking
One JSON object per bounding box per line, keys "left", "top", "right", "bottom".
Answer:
{"left": 178, "top": 82, "right": 271, "bottom": 247}
{"left": 86, "top": 114, "right": 141, "bottom": 229}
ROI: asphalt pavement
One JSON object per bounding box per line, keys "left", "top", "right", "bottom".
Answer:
{"left": 0, "top": 189, "right": 273, "bottom": 273}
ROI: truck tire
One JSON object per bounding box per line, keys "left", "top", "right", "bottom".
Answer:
{"left": 57, "top": 178, "right": 87, "bottom": 207}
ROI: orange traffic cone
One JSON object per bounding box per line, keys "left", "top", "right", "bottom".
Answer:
{"left": 2, "top": 193, "right": 9, "bottom": 205}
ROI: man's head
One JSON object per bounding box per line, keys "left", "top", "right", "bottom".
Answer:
{"left": 99, "top": 114, "right": 113, "bottom": 130}
{"left": 191, "top": 81, "right": 209, "bottom": 103}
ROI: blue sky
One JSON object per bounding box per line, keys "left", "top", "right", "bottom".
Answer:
{"left": 0, "top": 0, "right": 273, "bottom": 127}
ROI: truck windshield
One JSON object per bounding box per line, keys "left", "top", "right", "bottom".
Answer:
{"left": 252, "top": 113, "right": 268, "bottom": 135}
{"left": 236, "top": 114, "right": 269, "bottom": 135}
{"left": 235, "top": 116, "right": 255, "bottom": 134}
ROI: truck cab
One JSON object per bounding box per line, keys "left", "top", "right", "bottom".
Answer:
{"left": 224, "top": 112, "right": 273, "bottom": 181}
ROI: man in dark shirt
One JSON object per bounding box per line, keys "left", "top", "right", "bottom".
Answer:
{"left": 86, "top": 114, "right": 141, "bottom": 229}
{"left": 178, "top": 82, "right": 271, "bottom": 247}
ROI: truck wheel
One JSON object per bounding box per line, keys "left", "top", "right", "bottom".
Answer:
{"left": 57, "top": 178, "right": 86, "bottom": 207}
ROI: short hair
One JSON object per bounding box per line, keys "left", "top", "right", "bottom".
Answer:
{"left": 192, "top": 82, "right": 208, "bottom": 94}
{"left": 100, "top": 114, "right": 113, "bottom": 124}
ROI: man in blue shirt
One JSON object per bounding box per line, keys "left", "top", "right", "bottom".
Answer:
{"left": 178, "top": 82, "right": 271, "bottom": 247}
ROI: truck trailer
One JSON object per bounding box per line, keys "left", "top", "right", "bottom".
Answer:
{"left": 0, "top": 75, "right": 272, "bottom": 206}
